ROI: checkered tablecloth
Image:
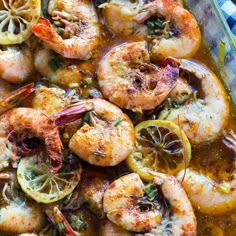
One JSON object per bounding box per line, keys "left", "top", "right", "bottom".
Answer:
{"left": 218, "top": 0, "right": 236, "bottom": 35}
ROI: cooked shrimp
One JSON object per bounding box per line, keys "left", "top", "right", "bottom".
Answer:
{"left": 0, "top": 44, "right": 34, "bottom": 83}
{"left": 0, "top": 175, "right": 46, "bottom": 234}
{"left": 34, "top": 46, "right": 98, "bottom": 88}
{"left": 0, "top": 195, "right": 45, "bottom": 234}
{"left": 159, "top": 59, "right": 230, "bottom": 145}
{"left": 101, "top": 0, "right": 148, "bottom": 40}
{"left": 0, "top": 83, "right": 34, "bottom": 115}
{"left": 134, "top": 0, "right": 201, "bottom": 61}
{"left": 31, "top": 85, "right": 76, "bottom": 116}
{"left": 140, "top": 171, "right": 197, "bottom": 236}
{"left": 101, "top": 0, "right": 200, "bottom": 61}
{"left": 101, "top": 0, "right": 183, "bottom": 40}
{"left": 103, "top": 173, "right": 162, "bottom": 232}
{"left": 78, "top": 165, "right": 110, "bottom": 217}
{"left": 53, "top": 98, "right": 135, "bottom": 166}
{"left": 46, "top": 207, "right": 79, "bottom": 236}
{"left": 97, "top": 41, "right": 179, "bottom": 110}
{"left": 31, "top": 0, "right": 101, "bottom": 59}
{"left": 177, "top": 130, "right": 236, "bottom": 215}
{"left": 103, "top": 172, "right": 196, "bottom": 234}
{"left": 0, "top": 107, "right": 63, "bottom": 172}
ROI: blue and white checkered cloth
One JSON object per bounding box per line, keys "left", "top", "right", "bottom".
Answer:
{"left": 218, "top": 0, "right": 236, "bottom": 35}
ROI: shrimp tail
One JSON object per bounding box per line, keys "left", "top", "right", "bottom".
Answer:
{"left": 0, "top": 83, "right": 34, "bottom": 115}
{"left": 53, "top": 101, "right": 94, "bottom": 126}
{"left": 31, "top": 18, "right": 62, "bottom": 46}
{"left": 46, "top": 207, "right": 78, "bottom": 236}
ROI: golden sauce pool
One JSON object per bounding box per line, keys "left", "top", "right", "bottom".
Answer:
{"left": 0, "top": 1, "right": 236, "bottom": 235}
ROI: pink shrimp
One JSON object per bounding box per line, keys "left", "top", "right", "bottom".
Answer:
{"left": 0, "top": 107, "right": 63, "bottom": 172}
{"left": 0, "top": 83, "right": 34, "bottom": 115}
{"left": 31, "top": 0, "right": 101, "bottom": 59}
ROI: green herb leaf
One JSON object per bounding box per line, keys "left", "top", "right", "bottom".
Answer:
{"left": 171, "top": 101, "right": 180, "bottom": 108}
{"left": 70, "top": 215, "right": 88, "bottom": 232}
{"left": 82, "top": 112, "right": 90, "bottom": 124}
{"left": 154, "top": 18, "right": 163, "bottom": 28}
{"left": 57, "top": 223, "right": 65, "bottom": 234}
{"left": 144, "top": 182, "right": 158, "bottom": 201}
{"left": 114, "top": 118, "right": 123, "bottom": 127}
{"left": 48, "top": 52, "right": 62, "bottom": 71}
{"left": 84, "top": 77, "right": 93, "bottom": 86}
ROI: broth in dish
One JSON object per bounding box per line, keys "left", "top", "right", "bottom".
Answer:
{"left": 0, "top": 0, "right": 235, "bottom": 235}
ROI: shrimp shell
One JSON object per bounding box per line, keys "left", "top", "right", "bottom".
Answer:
{"left": 0, "top": 108, "right": 63, "bottom": 172}
{"left": 97, "top": 41, "right": 179, "bottom": 110}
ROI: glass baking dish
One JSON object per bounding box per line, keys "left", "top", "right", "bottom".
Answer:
{"left": 185, "top": 0, "right": 236, "bottom": 103}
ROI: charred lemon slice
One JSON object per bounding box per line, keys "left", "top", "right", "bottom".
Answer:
{"left": 17, "top": 155, "right": 81, "bottom": 204}
{"left": 126, "top": 120, "right": 191, "bottom": 181}
{"left": 0, "top": 0, "right": 40, "bottom": 44}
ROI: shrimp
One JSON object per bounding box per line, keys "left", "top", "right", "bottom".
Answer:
{"left": 31, "top": 0, "right": 101, "bottom": 59}
{"left": 103, "top": 172, "right": 197, "bottom": 234}
{"left": 34, "top": 46, "right": 99, "bottom": 89}
{"left": 101, "top": 0, "right": 183, "bottom": 40}
{"left": 97, "top": 41, "right": 179, "bottom": 111}
{"left": 53, "top": 98, "right": 135, "bottom": 166}
{"left": 101, "top": 0, "right": 149, "bottom": 40}
{"left": 0, "top": 83, "right": 34, "bottom": 115}
{"left": 0, "top": 107, "right": 63, "bottom": 172}
{"left": 31, "top": 85, "right": 77, "bottom": 116}
{"left": 0, "top": 44, "right": 34, "bottom": 83}
{"left": 140, "top": 171, "right": 197, "bottom": 236}
{"left": 0, "top": 174, "right": 46, "bottom": 234}
{"left": 78, "top": 165, "right": 110, "bottom": 217}
{"left": 101, "top": 0, "right": 200, "bottom": 61}
{"left": 158, "top": 59, "right": 230, "bottom": 145}
{"left": 176, "top": 130, "right": 236, "bottom": 215}
{"left": 134, "top": 0, "right": 201, "bottom": 61}
{"left": 103, "top": 173, "right": 163, "bottom": 232}
{"left": 46, "top": 207, "right": 79, "bottom": 236}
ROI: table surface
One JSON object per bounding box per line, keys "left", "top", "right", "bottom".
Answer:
{"left": 218, "top": 0, "right": 236, "bottom": 36}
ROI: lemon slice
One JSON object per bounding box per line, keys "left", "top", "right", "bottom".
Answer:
{"left": 17, "top": 155, "right": 82, "bottom": 204}
{"left": 126, "top": 120, "right": 191, "bottom": 181}
{"left": 0, "top": 0, "right": 40, "bottom": 44}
